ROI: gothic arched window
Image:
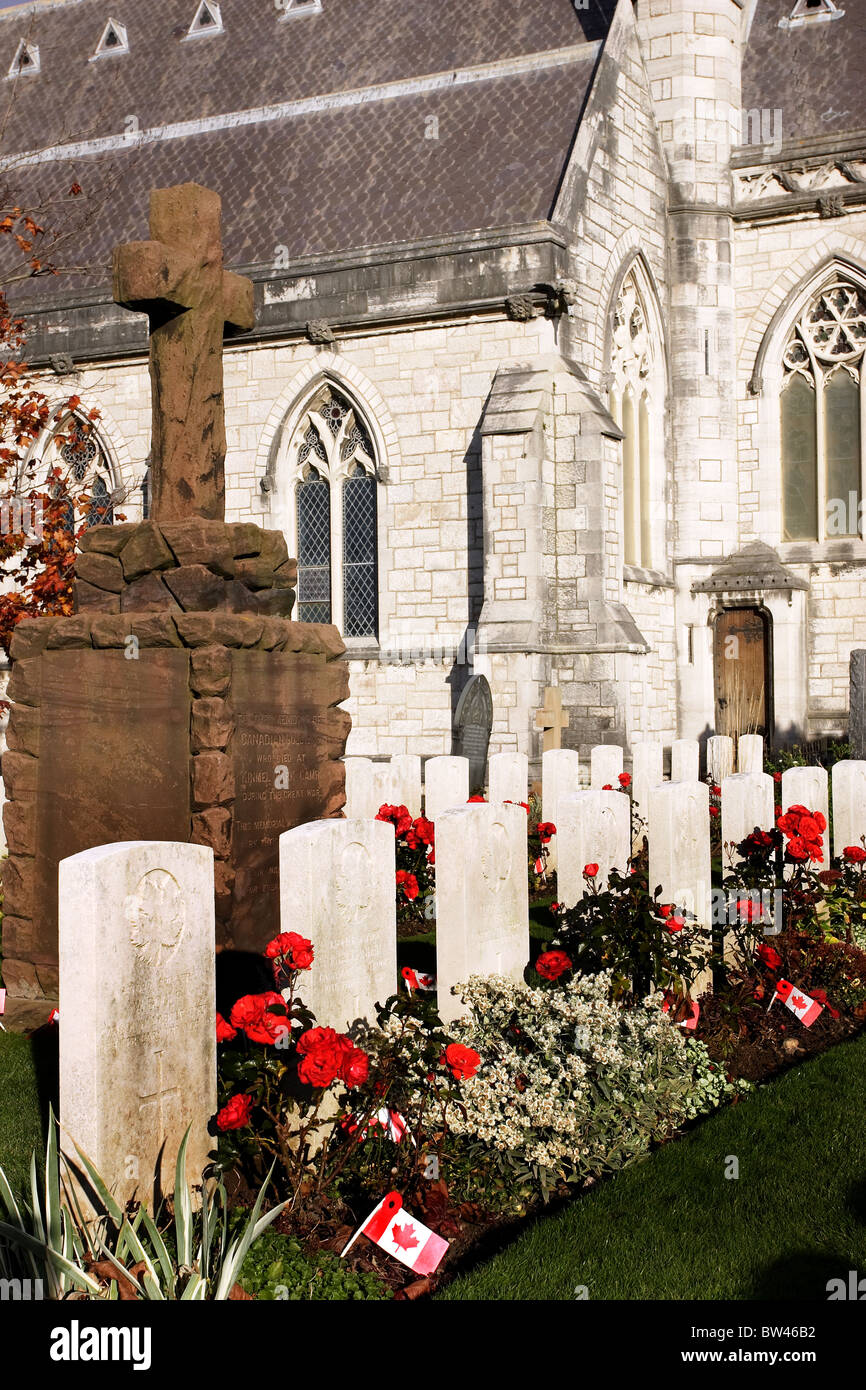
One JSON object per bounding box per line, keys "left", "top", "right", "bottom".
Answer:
{"left": 290, "top": 383, "right": 379, "bottom": 638}
{"left": 609, "top": 268, "right": 662, "bottom": 569}
{"left": 23, "top": 415, "right": 118, "bottom": 541}
{"left": 781, "top": 280, "right": 866, "bottom": 541}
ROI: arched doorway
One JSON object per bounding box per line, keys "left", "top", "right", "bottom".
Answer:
{"left": 713, "top": 606, "right": 772, "bottom": 743}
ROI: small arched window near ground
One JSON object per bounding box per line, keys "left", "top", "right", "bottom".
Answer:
{"left": 21, "top": 416, "right": 118, "bottom": 541}
{"left": 781, "top": 281, "right": 866, "bottom": 541}
{"left": 609, "top": 267, "right": 663, "bottom": 569}
{"left": 291, "top": 383, "right": 379, "bottom": 638}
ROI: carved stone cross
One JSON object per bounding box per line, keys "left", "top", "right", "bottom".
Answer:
{"left": 535, "top": 687, "right": 570, "bottom": 752}
{"left": 113, "top": 182, "right": 255, "bottom": 522}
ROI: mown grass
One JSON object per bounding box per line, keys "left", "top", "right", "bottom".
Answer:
{"left": 440, "top": 1030, "right": 866, "bottom": 1301}
{"left": 0, "top": 1030, "right": 45, "bottom": 1197}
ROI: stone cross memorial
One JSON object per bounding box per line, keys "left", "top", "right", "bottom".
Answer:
{"left": 535, "top": 687, "right": 570, "bottom": 753}
{"left": 113, "top": 183, "right": 254, "bottom": 522}
{"left": 59, "top": 841, "right": 216, "bottom": 1207}
{"left": 1, "top": 183, "right": 349, "bottom": 998}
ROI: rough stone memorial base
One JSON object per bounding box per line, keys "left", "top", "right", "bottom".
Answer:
{"left": 1, "top": 520, "right": 349, "bottom": 998}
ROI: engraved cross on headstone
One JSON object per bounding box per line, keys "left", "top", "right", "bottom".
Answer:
{"left": 535, "top": 687, "right": 570, "bottom": 752}
{"left": 138, "top": 1049, "right": 181, "bottom": 1140}
{"left": 113, "top": 182, "right": 255, "bottom": 523}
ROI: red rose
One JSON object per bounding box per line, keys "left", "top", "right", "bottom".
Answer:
{"left": 618, "top": 773, "right": 632, "bottom": 788}
{"left": 376, "top": 803, "right": 413, "bottom": 836}
{"left": 756, "top": 943, "right": 782, "bottom": 971}
{"left": 712, "top": 785, "right": 721, "bottom": 796}
{"left": 395, "top": 869, "right": 420, "bottom": 901}
{"left": 667, "top": 915, "right": 685, "bottom": 933}
{"left": 535, "top": 949, "right": 572, "bottom": 981}
{"left": 659, "top": 903, "right": 674, "bottom": 919}
{"left": 264, "top": 931, "right": 314, "bottom": 971}
{"left": 297, "top": 1027, "right": 350, "bottom": 1088}
{"left": 229, "top": 992, "right": 289, "bottom": 1046}
{"left": 216, "top": 1093, "right": 253, "bottom": 1131}
{"left": 216, "top": 1012, "right": 237, "bottom": 1043}
{"left": 340, "top": 1046, "right": 370, "bottom": 1089}
{"left": 443, "top": 1043, "right": 481, "bottom": 1081}
{"left": 602, "top": 784, "right": 613, "bottom": 791}
{"left": 406, "top": 816, "right": 435, "bottom": 850}
{"left": 737, "top": 897, "right": 763, "bottom": 922}
{"left": 785, "top": 836, "right": 812, "bottom": 863}
{"left": 773, "top": 771, "right": 782, "bottom": 783}
{"left": 584, "top": 863, "right": 599, "bottom": 877}
{"left": 709, "top": 806, "right": 720, "bottom": 818}
{"left": 535, "top": 821, "right": 556, "bottom": 844}
{"left": 467, "top": 795, "right": 486, "bottom": 802}
{"left": 844, "top": 845, "right": 866, "bottom": 864}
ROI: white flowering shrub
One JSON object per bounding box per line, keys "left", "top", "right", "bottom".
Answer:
{"left": 443, "top": 972, "right": 747, "bottom": 1191}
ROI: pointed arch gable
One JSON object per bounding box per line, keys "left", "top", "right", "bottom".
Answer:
{"left": 256, "top": 352, "right": 400, "bottom": 497}
{"left": 748, "top": 251, "right": 866, "bottom": 395}
{"left": 601, "top": 248, "right": 670, "bottom": 394}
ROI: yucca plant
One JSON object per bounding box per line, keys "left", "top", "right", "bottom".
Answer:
{"left": 0, "top": 1109, "right": 286, "bottom": 1300}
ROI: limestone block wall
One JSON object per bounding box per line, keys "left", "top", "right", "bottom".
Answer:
{"left": 734, "top": 214, "right": 866, "bottom": 739}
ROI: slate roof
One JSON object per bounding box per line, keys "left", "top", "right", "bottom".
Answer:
{"left": 742, "top": 0, "right": 866, "bottom": 147}
{"left": 0, "top": 0, "right": 614, "bottom": 306}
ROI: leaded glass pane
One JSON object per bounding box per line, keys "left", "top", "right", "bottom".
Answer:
{"left": 85, "top": 474, "right": 114, "bottom": 529}
{"left": 622, "top": 390, "right": 637, "bottom": 565}
{"left": 781, "top": 374, "right": 818, "bottom": 541}
{"left": 343, "top": 470, "right": 378, "bottom": 638}
{"left": 825, "top": 370, "right": 861, "bottom": 535}
{"left": 297, "top": 471, "right": 331, "bottom": 623}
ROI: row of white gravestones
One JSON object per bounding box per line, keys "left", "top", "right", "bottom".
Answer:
{"left": 343, "top": 755, "right": 423, "bottom": 819}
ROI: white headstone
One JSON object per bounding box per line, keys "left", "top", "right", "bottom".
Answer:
{"left": 737, "top": 734, "right": 764, "bottom": 774}
{"left": 390, "top": 754, "right": 423, "bottom": 817}
{"left": 648, "top": 781, "right": 711, "bottom": 938}
{"left": 59, "top": 841, "right": 216, "bottom": 1208}
{"left": 631, "top": 742, "right": 663, "bottom": 821}
{"left": 781, "top": 766, "right": 829, "bottom": 833}
{"left": 424, "top": 755, "right": 470, "bottom": 820}
{"left": 707, "top": 735, "right": 735, "bottom": 786}
{"left": 542, "top": 747, "right": 581, "bottom": 869}
{"left": 435, "top": 803, "right": 529, "bottom": 1024}
{"left": 488, "top": 750, "right": 528, "bottom": 805}
{"left": 590, "top": 745, "right": 624, "bottom": 789}
{"left": 343, "top": 756, "right": 376, "bottom": 819}
{"left": 557, "top": 789, "right": 631, "bottom": 908}
{"left": 832, "top": 760, "right": 866, "bottom": 858}
{"left": 279, "top": 818, "right": 397, "bottom": 1030}
{"left": 671, "top": 739, "right": 700, "bottom": 783}
{"left": 721, "top": 772, "right": 774, "bottom": 865}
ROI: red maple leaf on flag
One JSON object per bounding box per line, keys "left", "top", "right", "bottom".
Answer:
{"left": 391, "top": 1222, "right": 420, "bottom": 1252}
{"left": 791, "top": 994, "right": 806, "bottom": 1011}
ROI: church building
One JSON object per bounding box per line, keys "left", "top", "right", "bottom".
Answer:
{"left": 1, "top": 0, "right": 865, "bottom": 772}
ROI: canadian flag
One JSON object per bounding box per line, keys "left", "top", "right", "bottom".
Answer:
{"left": 341, "top": 1191, "right": 449, "bottom": 1275}
{"left": 401, "top": 967, "right": 436, "bottom": 995}
{"left": 773, "top": 979, "right": 823, "bottom": 1028}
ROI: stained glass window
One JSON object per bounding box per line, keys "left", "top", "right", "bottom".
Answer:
{"left": 781, "top": 281, "right": 865, "bottom": 541}
{"left": 292, "top": 383, "right": 379, "bottom": 638}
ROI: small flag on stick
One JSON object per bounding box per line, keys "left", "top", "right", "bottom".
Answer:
{"left": 768, "top": 978, "right": 823, "bottom": 1028}
{"left": 341, "top": 1190, "right": 449, "bottom": 1275}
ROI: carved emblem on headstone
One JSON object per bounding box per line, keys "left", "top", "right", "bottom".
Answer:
{"left": 125, "top": 869, "right": 186, "bottom": 967}
{"left": 481, "top": 821, "right": 512, "bottom": 893}
{"left": 335, "top": 840, "right": 375, "bottom": 923}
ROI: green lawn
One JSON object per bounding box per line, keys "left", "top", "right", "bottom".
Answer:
{"left": 0, "top": 1030, "right": 45, "bottom": 1197}
{"left": 441, "top": 1030, "right": 866, "bottom": 1301}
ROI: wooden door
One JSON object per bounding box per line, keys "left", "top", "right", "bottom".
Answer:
{"left": 714, "top": 607, "right": 769, "bottom": 738}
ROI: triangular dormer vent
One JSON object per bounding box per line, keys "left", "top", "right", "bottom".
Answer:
{"left": 186, "top": 1, "right": 224, "bottom": 39}
{"left": 7, "top": 41, "right": 40, "bottom": 79}
{"left": 782, "top": 0, "right": 844, "bottom": 28}
{"left": 91, "top": 20, "right": 130, "bottom": 61}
